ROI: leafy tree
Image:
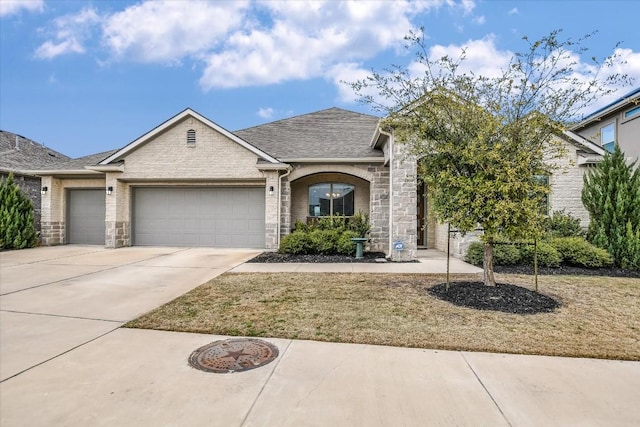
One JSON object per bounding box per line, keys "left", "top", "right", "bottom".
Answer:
{"left": 351, "top": 29, "right": 628, "bottom": 285}
{"left": 0, "top": 173, "right": 38, "bottom": 250}
{"left": 582, "top": 145, "right": 640, "bottom": 269}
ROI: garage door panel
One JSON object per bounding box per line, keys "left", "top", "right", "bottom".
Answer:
{"left": 133, "top": 188, "right": 265, "bottom": 248}
{"left": 68, "top": 189, "right": 105, "bottom": 244}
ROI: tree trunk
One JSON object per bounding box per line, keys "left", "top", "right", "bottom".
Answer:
{"left": 483, "top": 238, "right": 497, "bottom": 286}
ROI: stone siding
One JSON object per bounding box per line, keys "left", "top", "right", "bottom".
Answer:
{"left": 389, "top": 140, "right": 417, "bottom": 261}
{"left": 105, "top": 221, "right": 130, "bottom": 249}
{"left": 368, "top": 166, "right": 389, "bottom": 253}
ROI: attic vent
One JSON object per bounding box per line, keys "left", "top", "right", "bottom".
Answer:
{"left": 187, "top": 129, "right": 196, "bottom": 146}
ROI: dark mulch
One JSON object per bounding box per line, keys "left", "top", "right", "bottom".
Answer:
{"left": 247, "top": 252, "right": 389, "bottom": 263}
{"left": 428, "top": 281, "right": 560, "bottom": 314}
{"left": 494, "top": 265, "right": 640, "bottom": 278}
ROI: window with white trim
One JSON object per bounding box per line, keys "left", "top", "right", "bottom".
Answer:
{"left": 623, "top": 105, "right": 640, "bottom": 120}
{"left": 600, "top": 123, "right": 615, "bottom": 153}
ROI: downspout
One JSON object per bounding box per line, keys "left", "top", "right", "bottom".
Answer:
{"left": 277, "top": 166, "right": 292, "bottom": 249}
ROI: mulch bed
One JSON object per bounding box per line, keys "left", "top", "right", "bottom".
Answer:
{"left": 247, "top": 252, "right": 389, "bottom": 263}
{"left": 494, "top": 265, "right": 640, "bottom": 278}
{"left": 428, "top": 281, "right": 560, "bottom": 314}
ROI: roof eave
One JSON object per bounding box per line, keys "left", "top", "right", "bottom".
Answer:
{"left": 85, "top": 163, "right": 124, "bottom": 172}
{"left": 22, "top": 169, "right": 104, "bottom": 176}
{"left": 562, "top": 130, "right": 606, "bottom": 156}
{"left": 572, "top": 89, "right": 640, "bottom": 130}
{"left": 279, "top": 157, "right": 385, "bottom": 163}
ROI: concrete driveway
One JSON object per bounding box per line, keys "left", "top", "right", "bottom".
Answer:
{"left": 0, "top": 245, "right": 259, "bottom": 381}
{"left": 1, "top": 246, "right": 639, "bottom": 426}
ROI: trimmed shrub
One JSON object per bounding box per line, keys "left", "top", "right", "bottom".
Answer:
{"left": 544, "top": 210, "right": 584, "bottom": 238}
{"left": 520, "top": 242, "right": 561, "bottom": 268}
{"left": 464, "top": 241, "right": 521, "bottom": 266}
{"left": 549, "top": 237, "right": 613, "bottom": 268}
{"left": 0, "top": 173, "right": 38, "bottom": 250}
{"left": 465, "top": 242, "right": 484, "bottom": 266}
{"left": 279, "top": 232, "right": 312, "bottom": 255}
{"left": 336, "top": 231, "right": 360, "bottom": 256}
{"left": 308, "top": 229, "right": 340, "bottom": 254}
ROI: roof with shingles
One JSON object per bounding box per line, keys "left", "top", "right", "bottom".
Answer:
{"left": 46, "top": 149, "right": 119, "bottom": 170}
{"left": 0, "top": 130, "right": 70, "bottom": 171}
{"left": 234, "top": 107, "right": 383, "bottom": 160}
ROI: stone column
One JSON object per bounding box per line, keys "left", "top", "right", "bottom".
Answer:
{"left": 264, "top": 171, "right": 280, "bottom": 250}
{"left": 368, "top": 165, "right": 390, "bottom": 254}
{"left": 40, "top": 176, "right": 65, "bottom": 246}
{"left": 280, "top": 177, "right": 292, "bottom": 238}
{"left": 390, "top": 140, "right": 417, "bottom": 261}
{"left": 105, "top": 174, "right": 130, "bottom": 248}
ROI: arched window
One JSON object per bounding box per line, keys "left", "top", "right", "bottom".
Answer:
{"left": 308, "top": 183, "right": 355, "bottom": 217}
{"left": 187, "top": 129, "right": 196, "bottom": 145}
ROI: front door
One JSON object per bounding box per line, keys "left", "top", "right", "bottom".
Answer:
{"left": 417, "top": 182, "right": 427, "bottom": 246}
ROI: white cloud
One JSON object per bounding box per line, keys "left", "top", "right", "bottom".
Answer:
{"left": 257, "top": 107, "right": 274, "bottom": 119}
{"left": 418, "top": 35, "right": 512, "bottom": 79}
{"left": 0, "top": 0, "right": 44, "bottom": 17}
{"left": 102, "top": 0, "right": 249, "bottom": 64}
{"left": 34, "top": 8, "right": 101, "bottom": 59}
{"left": 508, "top": 8, "right": 519, "bottom": 15}
{"left": 472, "top": 15, "right": 485, "bottom": 25}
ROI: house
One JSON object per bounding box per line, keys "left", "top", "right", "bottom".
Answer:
{"left": 30, "top": 107, "right": 603, "bottom": 260}
{"left": 571, "top": 87, "right": 640, "bottom": 161}
{"left": 0, "top": 130, "right": 70, "bottom": 231}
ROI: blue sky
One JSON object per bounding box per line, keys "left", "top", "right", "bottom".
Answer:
{"left": 1, "top": 0, "right": 639, "bottom": 158}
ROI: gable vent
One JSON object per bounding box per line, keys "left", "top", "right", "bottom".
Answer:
{"left": 187, "top": 129, "right": 196, "bottom": 145}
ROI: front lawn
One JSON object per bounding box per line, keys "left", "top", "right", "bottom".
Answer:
{"left": 125, "top": 273, "right": 640, "bottom": 361}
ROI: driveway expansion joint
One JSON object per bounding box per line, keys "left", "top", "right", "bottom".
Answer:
{"left": 0, "top": 309, "right": 125, "bottom": 323}
{"left": 461, "top": 352, "right": 513, "bottom": 427}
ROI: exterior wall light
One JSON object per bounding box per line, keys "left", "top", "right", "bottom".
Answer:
{"left": 41, "top": 186, "right": 48, "bottom": 195}
{"left": 268, "top": 186, "right": 274, "bottom": 196}
{"left": 106, "top": 186, "right": 113, "bottom": 195}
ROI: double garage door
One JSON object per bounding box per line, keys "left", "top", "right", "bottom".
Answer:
{"left": 66, "top": 187, "right": 265, "bottom": 248}
{"left": 133, "top": 187, "right": 265, "bottom": 248}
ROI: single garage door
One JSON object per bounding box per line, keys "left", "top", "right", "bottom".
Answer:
{"left": 67, "top": 189, "right": 106, "bottom": 244}
{"left": 133, "top": 187, "right": 265, "bottom": 248}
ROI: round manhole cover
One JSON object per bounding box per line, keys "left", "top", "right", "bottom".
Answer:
{"left": 188, "top": 338, "right": 279, "bottom": 373}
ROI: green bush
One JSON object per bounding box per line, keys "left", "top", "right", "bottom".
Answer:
{"left": 550, "top": 237, "right": 613, "bottom": 268}
{"left": 621, "top": 222, "right": 640, "bottom": 271}
{"left": 465, "top": 242, "right": 484, "bottom": 266}
{"left": 0, "top": 173, "right": 38, "bottom": 250}
{"left": 520, "top": 242, "right": 561, "bottom": 268}
{"left": 336, "top": 231, "right": 360, "bottom": 256}
{"left": 279, "top": 214, "right": 371, "bottom": 256}
{"left": 544, "top": 210, "right": 584, "bottom": 238}
{"left": 464, "top": 241, "right": 521, "bottom": 266}
{"left": 278, "top": 232, "right": 312, "bottom": 255}
{"left": 308, "top": 229, "right": 340, "bottom": 254}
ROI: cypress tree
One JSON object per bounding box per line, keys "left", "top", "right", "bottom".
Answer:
{"left": 0, "top": 173, "right": 38, "bottom": 250}
{"left": 582, "top": 145, "right": 640, "bottom": 268}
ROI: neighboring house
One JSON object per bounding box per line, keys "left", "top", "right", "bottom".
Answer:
{"left": 29, "top": 107, "right": 602, "bottom": 260}
{"left": 571, "top": 87, "right": 640, "bottom": 160}
{"left": 0, "top": 130, "right": 70, "bottom": 232}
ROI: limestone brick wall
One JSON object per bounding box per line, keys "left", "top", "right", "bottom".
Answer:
{"left": 280, "top": 179, "right": 291, "bottom": 239}
{"left": 119, "top": 118, "right": 264, "bottom": 180}
{"left": 368, "top": 166, "right": 390, "bottom": 253}
{"left": 264, "top": 171, "right": 280, "bottom": 249}
{"left": 548, "top": 145, "right": 593, "bottom": 227}
{"left": 389, "top": 141, "right": 417, "bottom": 261}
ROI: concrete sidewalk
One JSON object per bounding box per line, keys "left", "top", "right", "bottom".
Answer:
{"left": 1, "top": 328, "right": 638, "bottom": 426}
{"left": 232, "top": 249, "right": 483, "bottom": 274}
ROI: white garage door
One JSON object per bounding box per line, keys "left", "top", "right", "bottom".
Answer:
{"left": 133, "top": 187, "right": 265, "bottom": 248}
{"left": 67, "top": 189, "right": 106, "bottom": 244}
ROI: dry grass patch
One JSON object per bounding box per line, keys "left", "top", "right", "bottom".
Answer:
{"left": 125, "top": 273, "right": 640, "bottom": 360}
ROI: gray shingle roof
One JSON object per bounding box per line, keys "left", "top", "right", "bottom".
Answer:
{"left": 0, "top": 130, "right": 70, "bottom": 171}
{"left": 47, "top": 149, "right": 119, "bottom": 170}
{"left": 234, "top": 108, "right": 383, "bottom": 160}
